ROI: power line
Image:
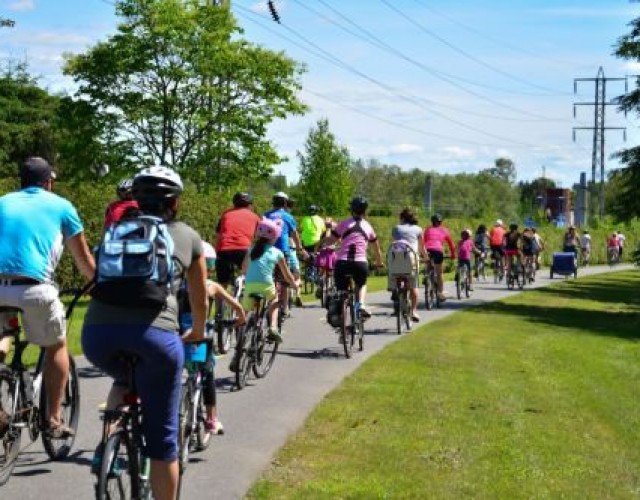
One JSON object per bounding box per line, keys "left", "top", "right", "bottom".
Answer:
{"left": 379, "top": 0, "right": 571, "bottom": 97}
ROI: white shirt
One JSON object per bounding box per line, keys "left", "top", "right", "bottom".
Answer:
{"left": 617, "top": 233, "right": 626, "bottom": 248}
{"left": 580, "top": 234, "right": 591, "bottom": 249}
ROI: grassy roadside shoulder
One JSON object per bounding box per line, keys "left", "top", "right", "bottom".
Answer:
{"left": 250, "top": 270, "right": 640, "bottom": 498}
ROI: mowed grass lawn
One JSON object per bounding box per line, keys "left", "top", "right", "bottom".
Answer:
{"left": 250, "top": 271, "right": 640, "bottom": 499}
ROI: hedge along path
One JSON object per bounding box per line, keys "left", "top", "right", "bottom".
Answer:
{"left": 250, "top": 270, "right": 640, "bottom": 499}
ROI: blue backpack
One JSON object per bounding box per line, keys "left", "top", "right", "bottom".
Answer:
{"left": 91, "top": 215, "right": 176, "bottom": 308}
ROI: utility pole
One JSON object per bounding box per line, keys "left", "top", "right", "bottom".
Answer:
{"left": 573, "top": 67, "right": 626, "bottom": 220}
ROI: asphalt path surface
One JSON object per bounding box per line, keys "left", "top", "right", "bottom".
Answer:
{"left": 1, "top": 264, "right": 632, "bottom": 499}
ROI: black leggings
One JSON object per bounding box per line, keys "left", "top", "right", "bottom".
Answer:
{"left": 203, "top": 370, "right": 216, "bottom": 407}
{"left": 334, "top": 260, "right": 369, "bottom": 291}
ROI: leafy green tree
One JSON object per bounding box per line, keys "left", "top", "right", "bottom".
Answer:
{"left": 482, "top": 157, "right": 517, "bottom": 184}
{"left": 611, "top": 17, "right": 640, "bottom": 220}
{"left": 64, "top": 0, "right": 307, "bottom": 187}
{"left": 297, "top": 118, "right": 353, "bottom": 215}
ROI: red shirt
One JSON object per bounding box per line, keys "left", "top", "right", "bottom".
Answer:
{"left": 216, "top": 207, "right": 260, "bottom": 251}
{"left": 104, "top": 200, "right": 139, "bottom": 228}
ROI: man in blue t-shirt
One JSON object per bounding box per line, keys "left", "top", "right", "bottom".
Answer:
{"left": 264, "top": 192, "right": 307, "bottom": 312}
{"left": 0, "top": 157, "right": 95, "bottom": 439}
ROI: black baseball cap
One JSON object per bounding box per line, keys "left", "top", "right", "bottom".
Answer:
{"left": 20, "top": 157, "right": 56, "bottom": 186}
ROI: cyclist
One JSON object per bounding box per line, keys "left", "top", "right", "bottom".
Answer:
{"left": 330, "top": 196, "right": 383, "bottom": 319}
{"left": 473, "top": 224, "right": 489, "bottom": 278}
{"left": 607, "top": 232, "right": 620, "bottom": 262}
{"left": 103, "top": 178, "right": 138, "bottom": 228}
{"left": 0, "top": 157, "right": 95, "bottom": 438}
{"left": 423, "top": 213, "right": 455, "bottom": 302}
{"left": 82, "top": 166, "right": 207, "bottom": 500}
{"left": 315, "top": 218, "right": 338, "bottom": 299}
{"left": 389, "top": 208, "right": 426, "bottom": 321}
{"left": 456, "top": 229, "right": 479, "bottom": 291}
{"left": 562, "top": 225, "right": 580, "bottom": 258}
{"left": 503, "top": 223, "right": 522, "bottom": 277}
{"left": 532, "top": 227, "right": 544, "bottom": 270}
{"left": 489, "top": 219, "right": 506, "bottom": 274}
{"left": 264, "top": 192, "right": 307, "bottom": 315}
{"left": 300, "top": 204, "right": 326, "bottom": 254}
{"left": 617, "top": 230, "right": 626, "bottom": 260}
{"left": 240, "top": 218, "right": 299, "bottom": 344}
{"left": 284, "top": 197, "right": 304, "bottom": 307}
{"left": 580, "top": 230, "right": 592, "bottom": 266}
{"left": 521, "top": 227, "right": 537, "bottom": 278}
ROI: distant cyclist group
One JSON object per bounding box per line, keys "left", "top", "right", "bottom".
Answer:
{"left": 0, "top": 156, "right": 631, "bottom": 498}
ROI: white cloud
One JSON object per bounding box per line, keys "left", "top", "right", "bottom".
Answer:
{"left": 6, "top": 0, "right": 34, "bottom": 12}
{"left": 441, "top": 146, "right": 474, "bottom": 161}
{"left": 389, "top": 143, "right": 423, "bottom": 155}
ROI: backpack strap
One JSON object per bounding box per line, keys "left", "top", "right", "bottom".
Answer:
{"left": 341, "top": 219, "right": 369, "bottom": 240}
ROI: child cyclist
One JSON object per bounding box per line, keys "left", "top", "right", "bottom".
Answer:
{"left": 503, "top": 223, "right": 522, "bottom": 277}
{"left": 241, "top": 218, "right": 299, "bottom": 344}
{"left": 457, "top": 229, "right": 480, "bottom": 291}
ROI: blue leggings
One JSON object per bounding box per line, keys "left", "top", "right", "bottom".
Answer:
{"left": 82, "top": 324, "right": 184, "bottom": 461}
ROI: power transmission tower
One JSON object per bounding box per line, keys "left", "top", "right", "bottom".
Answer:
{"left": 573, "top": 67, "right": 626, "bottom": 220}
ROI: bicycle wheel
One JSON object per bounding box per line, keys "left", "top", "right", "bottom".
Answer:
{"left": 40, "top": 354, "right": 80, "bottom": 460}
{"left": 253, "top": 324, "right": 279, "bottom": 379}
{"left": 177, "top": 383, "right": 193, "bottom": 473}
{"left": 401, "top": 289, "right": 412, "bottom": 332}
{"left": 234, "top": 326, "right": 253, "bottom": 391}
{"left": 96, "top": 430, "right": 139, "bottom": 500}
{"left": 0, "top": 369, "right": 22, "bottom": 487}
{"left": 455, "top": 271, "right": 462, "bottom": 300}
{"left": 493, "top": 259, "right": 499, "bottom": 283}
{"left": 194, "top": 388, "right": 211, "bottom": 452}
{"left": 341, "top": 296, "right": 354, "bottom": 358}
{"left": 465, "top": 270, "right": 471, "bottom": 298}
{"left": 516, "top": 265, "right": 525, "bottom": 290}
{"left": 357, "top": 308, "right": 364, "bottom": 352}
{"left": 395, "top": 289, "right": 403, "bottom": 335}
{"left": 424, "top": 275, "right": 433, "bottom": 310}
{"left": 217, "top": 302, "right": 235, "bottom": 355}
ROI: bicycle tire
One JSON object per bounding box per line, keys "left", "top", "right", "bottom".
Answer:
{"left": 194, "top": 389, "right": 211, "bottom": 452}
{"left": 41, "top": 354, "right": 80, "bottom": 460}
{"left": 401, "top": 289, "right": 411, "bottom": 332}
{"left": 177, "top": 382, "right": 193, "bottom": 473}
{"left": 465, "top": 270, "right": 471, "bottom": 298}
{"left": 0, "top": 369, "right": 22, "bottom": 487}
{"left": 253, "top": 325, "right": 279, "bottom": 379}
{"left": 357, "top": 309, "right": 364, "bottom": 352}
{"left": 455, "top": 271, "right": 462, "bottom": 300}
{"left": 516, "top": 266, "right": 525, "bottom": 290}
{"left": 234, "top": 324, "right": 253, "bottom": 390}
{"left": 217, "top": 302, "right": 235, "bottom": 355}
{"left": 96, "top": 429, "right": 139, "bottom": 500}
{"left": 395, "top": 289, "right": 403, "bottom": 335}
{"left": 424, "top": 273, "right": 434, "bottom": 310}
{"left": 341, "top": 296, "right": 354, "bottom": 358}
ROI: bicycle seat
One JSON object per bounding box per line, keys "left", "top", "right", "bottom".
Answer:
{"left": 249, "top": 293, "right": 265, "bottom": 300}
{"left": 0, "top": 306, "right": 22, "bottom": 313}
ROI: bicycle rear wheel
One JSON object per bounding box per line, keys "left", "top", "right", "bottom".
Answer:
{"left": 217, "top": 302, "right": 236, "bottom": 355}
{"left": 341, "top": 297, "right": 355, "bottom": 358}
{"left": 253, "top": 326, "right": 279, "bottom": 378}
{"left": 177, "top": 383, "right": 193, "bottom": 473}
{"left": 424, "top": 275, "right": 434, "bottom": 310}
{"left": 194, "top": 388, "right": 211, "bottom": 452}
{"left": 96, "top": 430, "right": 139, "bottom": 500}
{"left": 465, "top": 270, "right": 471, "bottom": 298}
{"left": 455, "top": 271, "right": 462, "bottom": 299}
{"left": 401, "top": 289, "right": 411, "bottom": 332}
{"left": 40, "top": 354, "right": 80, "bottom": 460}
{"left": 0, "top": 369, "right": 22, "bottom": 487}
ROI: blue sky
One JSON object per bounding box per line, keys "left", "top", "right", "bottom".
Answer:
{"left": 2, "top": 0, "right": 639, "bottom": 187}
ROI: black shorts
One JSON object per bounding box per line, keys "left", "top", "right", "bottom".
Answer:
{"left": 427, "top": 250, "right": 444, "bottom": 265}
{"left": 334, "top": 260, "right": 369, "bottom": 291}
{"left": 490, "top": 245, "right": 504, "bottom": 258}
{"left": 215, "top": 249, "right": 247, "bottom": 285}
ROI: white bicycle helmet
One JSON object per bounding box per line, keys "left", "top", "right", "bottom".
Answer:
{"left": 133, "top": 166, "right": 183, "bottom": 200}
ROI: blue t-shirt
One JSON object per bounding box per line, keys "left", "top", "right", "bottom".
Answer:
{"left": 245, "top": 244, "right": 284, "bottom": 285}
{"left": 263, "top": 208, "right": 297, "bottom": 253}
{"left": 0, "top": 187, "right": 83, "bottom": 282}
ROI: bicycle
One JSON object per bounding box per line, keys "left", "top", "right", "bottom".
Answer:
{"left": 0, "top": 298, "right": 81, "bottom": 487}
{"left": 455, "top": 262, "right": 471, "bottom": 299}
{"left": 302, "top": 252, "right": 318, "bottom": 296}
{"left": 422, "top": 259, "right": 440, "bottom": 310}
{"left": 474, "top": 252, "right": 487, "bottom": 282}
{"left": 94, "top": 355, "right": 151, "bottom": 500}
{"left": 491, "top": 250, "right": 504, "bottom": 283}
{"left": 338, "top": 274, "right": 364, "bottom": 358}
{"left": 391, "top": 275, "right": 412, "bottom": 335}
{"left": 317, "top": 271, "right": 335, "bottom": 309}
{"left": 232, "top": 291, "right": 280, "bottom": 390}
{"left": 178, "top": 337, "right": 215, "bottom": 476}
{"left": 523, "top": 255, "right": 536, "bottom": 284}
{"left": 607, "top": 247, "right": 620, "bottom": 266}
{"left": 505, "top": 254, "right": 524, "bottom": 290}
{"left": 214, "top": 274, "right": 243, "bottom": 355}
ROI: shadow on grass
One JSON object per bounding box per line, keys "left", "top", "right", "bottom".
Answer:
{"left": 467, "top": 273, "right": 640, "bottom": 341}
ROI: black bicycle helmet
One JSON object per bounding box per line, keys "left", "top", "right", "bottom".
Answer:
{"left": 509, "top": 223, "right": 518, "bottom": 231}
{"left": 309, "top": 204, "right": 319, "bottom": 214}
{"left": 431, "top": 213, "right": 443, "bottom": 225}
{"left": 350, "top": 196, "right": 368, "bottom": 215}
{"left": 232, "top": 191, "right": 252, "bottom": 208}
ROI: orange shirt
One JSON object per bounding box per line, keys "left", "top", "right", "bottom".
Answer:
{"left": 489, "top": 226, "right": 505, "bottom": 246}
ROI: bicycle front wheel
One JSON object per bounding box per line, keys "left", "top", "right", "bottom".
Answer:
{"left": 96, "top": 430, "right": 139, "bottom": 500}
{"left": 0, "top": 368, "right": 22, "bottom": 486}
{"left": 234, "top": 327, "right": 253, "bottom": 391}
{"left": 40, "top": 354, "right": 80, "bottom": 460}
{"left": 253, "top": 326, "right": 279, "bottom": 379}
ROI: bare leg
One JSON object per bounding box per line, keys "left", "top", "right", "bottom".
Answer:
{"left": 44, "top": 341, "right": 69, "bottom": 427}
{"left": 150, "top": 459, "right": 179, "bottom": 500}
{"left": 357, "top": 284, "right": 368, "bottom": 305}
{"left": 268, "top": 300, "right": 279, "bottom": 329}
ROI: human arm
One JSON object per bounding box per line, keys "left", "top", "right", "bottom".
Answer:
{"left": 66, "top": 232, "right": 96, "bottom": 281}
{"left": 241, "top": 251, "right": 249, "bottom": 275}
{"left": 418, "top": 233, "right": 428, "bottom": 261}
{"left": 445, "top": 232, "right": 456, "bottom": 259}
{"left": 277, "top": 257, "right": 299, "bottom": 289}
{"left": 207, "top": 281, "right": 246, "bottom": 326}
{"left": 368, "top": 239, "right": 384, "bottom": 267}
{"left": 183, "top": 254, "right": 208, "bottom": 342}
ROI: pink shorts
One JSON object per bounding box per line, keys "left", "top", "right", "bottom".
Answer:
{"left": 504, "top": 249, "right": 519, "bottom": 257}
{"left": 316, "top": 248, "right": 337, "bottom": 271}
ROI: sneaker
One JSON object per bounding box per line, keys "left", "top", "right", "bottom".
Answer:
{"left": 228, "top": 355, "right": 239, "bottom": 373}
{"left": 204, "top": 418, "right": 224, "bottom": 435}
{"left": 360, "top": 306, "right": 372, "bottom": 319}
{"left": 46, "top": 421, "right": 75, "bottom": 439}
{"left": 411, "top": 313, "right": 420, "bottom": 323}
{"left": 266, "top": 328, "right": 282, "bottom": 344}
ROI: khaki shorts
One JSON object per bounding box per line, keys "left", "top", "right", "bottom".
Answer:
{"left": 0, "top": 283, "right": 66, "bottom": 347}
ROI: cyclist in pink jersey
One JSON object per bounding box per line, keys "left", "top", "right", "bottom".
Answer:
{"left": 423, "top": 213, "right": 455, "bottom": 301}
{"left": 330, "top": 196, "right": 384, "bottom": 318}
{"left": 457, "top": 229, "right": 480, "bottom": 291}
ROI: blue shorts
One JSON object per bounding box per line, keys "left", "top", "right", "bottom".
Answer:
{"left": 286, "top": 251, "right": 300, "bottom": 274}
{"left": 82, "top": 324, "right": 184, "bottom": 461}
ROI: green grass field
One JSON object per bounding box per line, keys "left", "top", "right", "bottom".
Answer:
{"left": 250, "top": 270, "right": 640, "bottom": 498}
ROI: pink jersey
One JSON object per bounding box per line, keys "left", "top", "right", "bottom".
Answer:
{"left": 457, "top": 239, "right": 474, "bottom": 260}
{"left": 423, "top": 226, "right": 455, "bottom": 256}
{"left": 334, "top": 217, "right": 377, "bottom": 263}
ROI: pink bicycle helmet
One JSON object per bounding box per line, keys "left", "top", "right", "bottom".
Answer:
{"left": 256, "top": 218, "right": 282, "bottom": 241}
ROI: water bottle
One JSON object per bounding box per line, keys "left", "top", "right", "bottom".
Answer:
{"left": 140, "top": 455, "right": 150, "bottom": 483}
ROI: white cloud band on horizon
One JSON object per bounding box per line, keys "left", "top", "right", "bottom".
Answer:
{"left": 6, "top": 0, "right": 34, "bottom": 12}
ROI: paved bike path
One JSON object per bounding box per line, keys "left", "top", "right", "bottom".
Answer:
{"left": 2, "top": 265, "right": 631, "bottom": 499}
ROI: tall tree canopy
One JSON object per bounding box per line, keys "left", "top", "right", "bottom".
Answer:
{"left": 297, "top": 118, "right": 353, "bottom": 214}
{"left": 611, "top": 16, "right": 640, "bottom": 220}
{"left": 64, "top": 0, "right": 307, "bottom": 187}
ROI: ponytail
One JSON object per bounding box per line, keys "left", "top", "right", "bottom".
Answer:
{"left": 250, "top": 238, "right": 270, "bottom": 261}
